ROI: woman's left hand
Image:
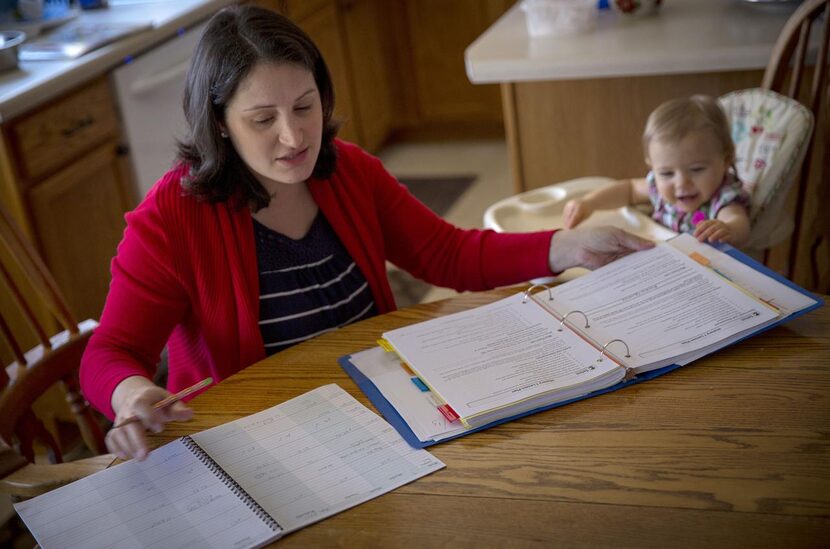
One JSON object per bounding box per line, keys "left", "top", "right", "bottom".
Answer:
{"left": 549, "top": 226, "right": 655, "bottom": 272}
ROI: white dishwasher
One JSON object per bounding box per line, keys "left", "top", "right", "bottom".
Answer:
{"left": 113, "top": 21, "right": 207, "bottom": 199}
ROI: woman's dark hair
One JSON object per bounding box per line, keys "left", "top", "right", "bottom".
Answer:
{"left": 177, "top": 5, "right": 339, "bottom": 210}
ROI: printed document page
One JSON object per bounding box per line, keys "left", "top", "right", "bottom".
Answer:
{"left": 667, "top": 234, "right": 818, "bottom": 316}
{"left": 190, "top": 384, "right": 445, "bottom": 533}
{"left": 544, "top": 241, "right": 779, "bottom": 372}
{"left": 382, "top": 292, "right": 624, "bottom": 423}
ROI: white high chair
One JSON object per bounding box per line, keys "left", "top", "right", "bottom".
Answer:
{"left": 484, "top": 88, "right": 814, "bottom": 263}
{"left": 720, "top": 88, "right": 813, "bottom": 256}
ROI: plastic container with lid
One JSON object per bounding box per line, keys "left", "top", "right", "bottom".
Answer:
{"left": 521, "top": 0, "right": 598, "bottom": 37}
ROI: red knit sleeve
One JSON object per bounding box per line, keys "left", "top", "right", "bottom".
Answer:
{"left": 357, "top": 151, "right": 556, "bottom": 290}
{"left": 80, "top": 170, "right": 191, "bottom": 420}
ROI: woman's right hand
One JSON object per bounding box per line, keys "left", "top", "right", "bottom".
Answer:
{"left": 107, "top": 376, "right": 193, "bottom": 461}
{"left": 563, "top": 199, "right": 592, "bottom": 229}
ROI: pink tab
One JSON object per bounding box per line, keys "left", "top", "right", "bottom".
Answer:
{"left": 437, "top": 404, "right": 460, "bottom": 423}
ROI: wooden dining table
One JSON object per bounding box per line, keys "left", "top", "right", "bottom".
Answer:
{"left": 150, "top": 286, "right": 830, "bottom": 548}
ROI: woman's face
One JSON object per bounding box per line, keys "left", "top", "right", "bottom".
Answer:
{"left": 223, "top": 62, "right": 323, "bottom": 191}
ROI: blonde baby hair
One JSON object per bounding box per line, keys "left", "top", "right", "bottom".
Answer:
{"left": 642, "top": 95, "right": 735, "bottom": 164}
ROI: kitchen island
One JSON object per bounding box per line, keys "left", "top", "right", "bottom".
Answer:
{"left": 465, "top": 0, "right": 802, "bottom": 192}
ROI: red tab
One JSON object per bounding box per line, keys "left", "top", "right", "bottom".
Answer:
{"left": 437, "top": 404, "right": 460, "bottom": 423}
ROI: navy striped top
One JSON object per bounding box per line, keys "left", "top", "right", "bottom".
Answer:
{"left": 253, "top": 213, "right": 377, "bottom": 356}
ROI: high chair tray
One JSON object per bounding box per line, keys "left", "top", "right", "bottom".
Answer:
{"left": 483, "top": 177, "right": 677, "bottom": 242}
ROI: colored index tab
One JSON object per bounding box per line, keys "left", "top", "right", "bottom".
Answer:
{"left": 377, "top": 338, "right": 395, "bottom": 352}
{"left": 689, "top": 251, "right": 711, "bottom": 267}
{"left": 410, "top": 377, "right": 429, "bottom": 392}
{"left": 437, "top": 404, "right": 460, "bottom": 423}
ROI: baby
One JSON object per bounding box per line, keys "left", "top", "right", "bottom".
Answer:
{"left": 564, "top": 95, "right": 751, "bottom": 246}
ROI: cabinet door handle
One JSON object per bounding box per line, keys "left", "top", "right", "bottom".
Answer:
{"left": 61, "top": 116, "right": 95, "bottom": 137}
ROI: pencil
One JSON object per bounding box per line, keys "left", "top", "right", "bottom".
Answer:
{"left": 113, "top": 377, "right": 213, "bottom": 428}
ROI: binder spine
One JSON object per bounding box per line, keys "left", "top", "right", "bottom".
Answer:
{"left": 181, "top": 436, "right": 282, "bottom": 533}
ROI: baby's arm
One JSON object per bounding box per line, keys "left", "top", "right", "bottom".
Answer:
{"left": 563, "top": 178, "right": 649, "bottom": 228}
{"left": 693, "top": 204, "right": 751, "bottom": 246}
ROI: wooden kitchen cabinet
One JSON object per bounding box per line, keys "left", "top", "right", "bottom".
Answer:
{"left": 9, "top": 79, "right": 119, "bottom": 183}
{"left": 27, "top": 141, "right": 132, "bottom": 322}
{"left": 394, "top": 0, "right": 511, "bottom": 135}
{"left": 293, "top": 1, "right": 362, "bottom": 145}
{"left": 255, "top": 0, "right": 509, "bottom": 148}
{"left": 0, "top": 77, "right": 134, "bottom": 336}
{"left": 338, "top": 0, "right": 396, "bottom": 152}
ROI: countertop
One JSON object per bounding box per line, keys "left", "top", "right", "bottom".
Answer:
{"left": 0, "top": 0, "right": 235, "bottom": 123}
{"left": 465, "top": 0, "right": 803, "bottom": 84}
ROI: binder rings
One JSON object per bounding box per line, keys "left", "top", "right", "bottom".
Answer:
{"left": 339, "top": 236, "right": 822, "bottom": 448}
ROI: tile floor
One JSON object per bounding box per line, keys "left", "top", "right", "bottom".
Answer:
{"left": 377, "top": 139, "right": 514, "bottom": 303}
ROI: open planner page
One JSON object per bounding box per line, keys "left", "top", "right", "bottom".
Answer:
{"left": 15, "top": 384, "right": 444, "bottom": 548}
{"left": 14, "top": 438, "right": 283, "bottom": 549}
{"left": 382, "top": 292, "right": 625, "bottom": 425}
{"left": 543, "top": 239, "right": 780, "bottom": 372}
{"left": 190, "top": 384, "right": 445, "bottom": 533}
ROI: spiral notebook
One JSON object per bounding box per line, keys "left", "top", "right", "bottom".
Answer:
{"left": 13, "top": 384, "right": 444, "bottom": 548}
{"left": 339, "top": 234, "right": 822, "bottom": 447}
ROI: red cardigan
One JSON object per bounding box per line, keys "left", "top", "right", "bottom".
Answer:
{"left": 80, "top": 140, "right": 556, "bottom": 419}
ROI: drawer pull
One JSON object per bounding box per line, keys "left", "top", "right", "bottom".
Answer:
{"left": 61, "top": 116, "right": 95, "bottom": 137}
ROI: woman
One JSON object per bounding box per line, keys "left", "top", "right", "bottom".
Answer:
{"left": 81, "top": 5, "right": 652, "bottom": 460}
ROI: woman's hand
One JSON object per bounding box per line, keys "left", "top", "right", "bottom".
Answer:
{"left": 562, "top": 199, "right": 592, "bottom": 229}
{"left": 549, "top": 226, "right": 655, "bottom": 273}
{"left": 107, "top": 376, "right": 193, "bottom": 461}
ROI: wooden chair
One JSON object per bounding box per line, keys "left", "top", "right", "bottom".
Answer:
{"left": 761, "top": 0, "right": 830, "bottom": 283}
{"left": 0, "top": 204, "right": 113, "bottom": 500}
{"left": 811, "top": 90, "right": 830, "bottom": 292}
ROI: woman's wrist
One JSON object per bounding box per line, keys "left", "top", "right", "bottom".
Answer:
{"left": 111, "top": 375, "right": 156, "bottom": 417}
{"left": 548, "top": 230, "right": 576, "bottom": 274}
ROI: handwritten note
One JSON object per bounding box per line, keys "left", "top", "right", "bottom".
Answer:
{"left": 13, "top": 438, "right": 279, "bottom": 548}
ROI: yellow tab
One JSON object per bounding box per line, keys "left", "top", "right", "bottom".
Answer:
{"left": 689, "top": 251, "right": 711, "bottom": 267}
{"left": 377, "top": 338, "right": 395, "bottom": 352}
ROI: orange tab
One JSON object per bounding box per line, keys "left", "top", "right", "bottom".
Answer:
{"left": 689, "top": 251, "right": 711, "bottom": 267}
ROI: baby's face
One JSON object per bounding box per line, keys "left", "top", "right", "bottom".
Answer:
{"left": 648, "top": 130, "right": 730, "bottom": 213}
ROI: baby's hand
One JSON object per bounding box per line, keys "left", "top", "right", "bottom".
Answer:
{"left": 563, "top": 199, "right": 592, "bottom": 229}
{"left": 694, "top": 219, "right": 735, "bottom": 244}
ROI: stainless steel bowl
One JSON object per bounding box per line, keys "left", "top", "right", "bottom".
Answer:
{"left": 0, "top": 30, "right": 26, "bottom": 72}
